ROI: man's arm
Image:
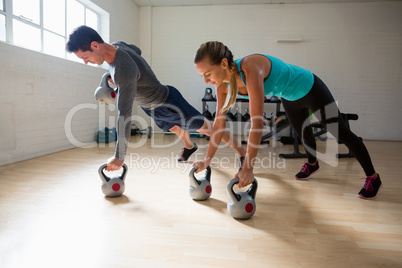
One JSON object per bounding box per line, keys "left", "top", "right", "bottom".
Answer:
{"left": 106, "top": 54, "right": 140, "bottom": 171}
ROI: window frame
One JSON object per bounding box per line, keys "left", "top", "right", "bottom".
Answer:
{"left": 0, "top": 0, "right": 5, "bottom": 42}
{"left": 1, "top": 0, "right": 108, "bottom": 61}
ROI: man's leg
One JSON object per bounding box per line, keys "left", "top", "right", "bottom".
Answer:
{"left": 169, "top": 125, "right": 194, "bottom": 149}
{"left": 168, "top": 125, "right": 198, "bottom": 162}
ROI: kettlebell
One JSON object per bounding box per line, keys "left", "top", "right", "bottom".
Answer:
{"left": 203, "top": 105, "right": 214, "bottom": 121}
{"left": 94, "top": 73, "right": 116, "bottom": 105}
{"left": 203, "top": 87, "right": 215, "bottom": 100}
{"left": 233, "top": 107, "right": 241, "bottom": 121}
{"left": 226, "top": 178, "right": 258, "bottom": 220}
{"left": 226, "top": 108, "right": 235, "bottom": 121}
{"left": 98, "top": 163, "right": 128, "bottom": 197}
{"left": 270, "top": 96, "right": 279, "bottom": 101}
{"left": 189, "top": 166, "right": 212, "bottom": 201}
{"left": 242, "top": 109, "right": 251, "bottom": 122}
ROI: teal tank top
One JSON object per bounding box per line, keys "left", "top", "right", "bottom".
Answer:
{"left": 234, "top": 54, "right": 314, "bottom": 101}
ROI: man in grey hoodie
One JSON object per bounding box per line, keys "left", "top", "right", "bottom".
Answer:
{"left": 66, "top": 26, "right": 246, "bottom": 171}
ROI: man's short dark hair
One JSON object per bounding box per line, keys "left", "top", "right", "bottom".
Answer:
{"left": 65, "top": 25, "right": 104, "bottom": 53}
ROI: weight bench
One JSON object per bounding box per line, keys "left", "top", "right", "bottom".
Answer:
{"left": 241, "top": 111, "right": 290, "bottom": 145}
{"left": 278, "top": 113, "right": 360, "bottom": 159}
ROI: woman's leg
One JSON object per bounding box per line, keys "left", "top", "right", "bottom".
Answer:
{"left": 196, "top": 119, "right": 246, "bottom": 157}
{"left": 332, "top": 114, "right": 376, "bottom": 176}
{"left": 304, "top": 77, "right": 381, "bottom": 198}
{"left": 281, "top": 100, "right": 317, "bottom": 164}
{"left": 302, "top": 75, "right": 376, "bottom": 177}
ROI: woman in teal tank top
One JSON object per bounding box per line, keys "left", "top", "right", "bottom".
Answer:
{"left": 192, "top": 41, "right": 381, "bottom": 200}
{"left": 235, "top": 55, "right": 314, "bottom": 101}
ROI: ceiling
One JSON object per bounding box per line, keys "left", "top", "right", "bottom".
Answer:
{"left": 131, "top": 0, "right": 400, "bottom": 7}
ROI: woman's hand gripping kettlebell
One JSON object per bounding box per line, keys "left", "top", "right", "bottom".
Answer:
{"left": 235, "top": 167, "right": 255, "bottom": 188}
{"left": 192, "top": 160, "right": 209, "bottom": 174}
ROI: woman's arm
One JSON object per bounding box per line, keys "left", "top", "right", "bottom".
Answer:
{"left": 204, "top": 83, "right": 229, "bottom": 165}
{"left": 193, "top": 83, "right": 228, "bottom": 172}
{"left": 236, "top": 56, "right": 269, "bottom": 187}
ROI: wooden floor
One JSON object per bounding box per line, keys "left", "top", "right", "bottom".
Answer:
{"left": 0, "top": 134, "right": 401, "bottom": 268}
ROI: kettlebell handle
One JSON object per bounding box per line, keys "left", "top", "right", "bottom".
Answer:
{"left": 246, "top": 179, "right": 258, "bottom": 199}
{"left": 227, "top": 178, "right": 241, "bottom": 202}
{"left": 100, "top": 73, "right": 118, "bottom": 93}
{"left": 189, "top": 166, "right": 211, "bottom": 187}
{"left": 100, "top": 72, "right": 112, "bottom": 87}
{"left": 98, "top": 163, "right": 128, "bottom": 183}
{"left": 227, "top": 177, "right": 258, "bottom": 202}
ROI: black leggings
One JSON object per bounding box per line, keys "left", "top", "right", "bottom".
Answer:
{"left": 281, "top": 74, "right": 375, "bottom": 176}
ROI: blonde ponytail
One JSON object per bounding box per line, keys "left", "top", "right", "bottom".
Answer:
{"left": 221, "top": 72, "right": 238, "bottom": 112}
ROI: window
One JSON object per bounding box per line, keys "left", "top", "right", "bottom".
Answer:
{"left": 43, "top": 0, "right": 65, "bottom": 35}
{"left": 0, "top": 0, "right": 5, "bottom": 41}
{"left": 44, "top": 30, "right": 66, "bottom": 58}
{"left": 67, "top": 0, "right": 84, "bottom": 36}
{"left": 13, "top": 19, "right": 41, "bottom": 51}
{"left": 0, "top": 14, "right": 5, "bottom": 42}
{"left": 2, "top": 0, "right": 108, "bottom": 61}
{"left": 85, "top": 8, "right": 98, "bottom": 30}
{"left": 13, "top": 0, "right": 40, "bottom": 25}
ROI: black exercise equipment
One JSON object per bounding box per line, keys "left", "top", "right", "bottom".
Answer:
{"left": 233, "top": 107, "right": 241, "bottom": 121}
{"left": 260, "top": 112, "right": 290, "bottom": 145}
{"left": 278, "top": 127, "right": 307, "bottom": 159}
{"left": 203, "top": 105, "right": 214, "bottom": 121}
{"left": 242, "top": 109, "right": 250, "bottom": 122}
{"left": 226, "top": 107, "right": 235, "bottom": 121}
{"left": 130, "top": 124, "right": 152, "bottom": 138}
{"left": 242, "top": 111, "right": 290, "bottom": 145}
{"left": 279, "top": 113, "right": 360, "bottom": 159}
{"left": 203, "top": 87, "right": 215, "bottom": 101}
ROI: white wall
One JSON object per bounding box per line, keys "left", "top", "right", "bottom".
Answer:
{"left": 0, "top": 0, "right": 140, "bottom": 166}
{"left": 146, "top": 1, "right": 402, "bottom": 140}
{"left": 1, "top": 1, "right": 401, "bottom": 166}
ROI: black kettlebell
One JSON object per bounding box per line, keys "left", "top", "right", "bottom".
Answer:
{"left": 203, "top": 105, "right": 214, "bottom": 121}
{"left": 233, "top": 107, "right": 241, "bottom": 121}
{"left": 226, "top": 108, "right": 235, "bottom": 121}
{"left": 242, "top": 109, "right": 250, "bottom": 122}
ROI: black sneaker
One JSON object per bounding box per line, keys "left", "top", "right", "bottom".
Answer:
{"left": 358, "top": 174, "right": 382, "bottom": 199}
{"left": 295, "top": 161, "right": 320, "bottom": 180}
{"left": 177, "top": 143, "right": 198, "bottom": 162}
{"left": 238, "top": 156, "right": 246, "bottom": 171}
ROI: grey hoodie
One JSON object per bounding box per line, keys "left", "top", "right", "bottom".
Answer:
{"left": 109, "top": 41, "right": 169, "bottom": 160}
